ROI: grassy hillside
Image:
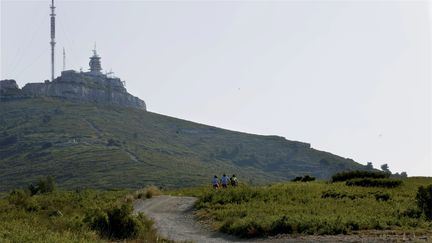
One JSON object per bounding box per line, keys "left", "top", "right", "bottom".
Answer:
{"left": 0, "top": 97, "right": 367, "bottom": 191}
{"left": 174, "top": 177, "right": 432, "bottom": 238}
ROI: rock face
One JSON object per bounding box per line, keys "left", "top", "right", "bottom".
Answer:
{"left": 0, "top": 80, "right": 24, "bottom": 98}
{"left": 1, "top": 71, "right": 146, "bottom": 110}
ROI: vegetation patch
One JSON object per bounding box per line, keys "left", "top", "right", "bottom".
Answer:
{"left": 331, "top": 170, "right": 389, "bottom": 182}
{"left": 345, "top": 178, "right": 402, "bottom": 188}
{"left": 84, "top": 204, "right": 155, "bottom": 240}
{"left": 191, "top": 177, "right": 432, "bottom": 238}
{"left": 135, "top": 185, "right": 162, "bottom": 199}
{"left": 0, "top": 187, "right": 163, "bottom": 242}
{"left": 291, "top": 175, "right": 316, "bottom": 182}
{"left": 416, "top": 184, "right": 432, "bottom": 220}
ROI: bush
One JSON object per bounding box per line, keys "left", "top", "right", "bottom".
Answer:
{"left": 29, "top": 176, "right": 56, "bottom": 195}
{"left": 331, "top": 170, "right": 389, "bottom": 182}
{"left": 85, "top": 204, "right": 155, "bottom": 240}
{"left": 8, "top": 189, "right": 30, "bottom": 208}
{"left": 321, "top": 190, "right": 347, "bottom": 199}
{"left": 345, "top": 178, "right": 402, "bottom": 188}
{"left": 401, "top": 208, "right": 422, "bottom": 219}
{"left": 135, "top": 186, "right": 161, "bottom": 199}
{"left": 291, "top": 175, "right": 315, "bottom": 182}
{"left": 7, "top": 189, "right": 39, "bottom": 211}
{"left": 321, "top": 190, "right": 360, "bottom": 200}
{"left": 416, "top": 184, "right": 432, "bottom": 220}
{"left": 220, "top": 219, "right": 266, "bottom": 238}
{"left": 374, "top": 192, "right": 391, "bottom": 201}
{"left": 270, "top": 216, "right": 293, "bottom": 234}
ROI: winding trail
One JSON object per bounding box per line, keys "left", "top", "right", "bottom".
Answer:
{"left": 134, "top": 196, "right": 431, "bottom": 243}
{"left": 133, "top": 195, "right": 249, "bottom": 243}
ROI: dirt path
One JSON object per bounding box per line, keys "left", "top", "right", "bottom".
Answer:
{"left": 134, "top": 195, "right": 249, "bottom": 243}
{"left": 134, "top": 196, "right": 431, "bottom": 243}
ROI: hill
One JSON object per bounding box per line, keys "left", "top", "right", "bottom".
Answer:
{"left": 0, "top": 97, "right": 367, "bottom": 191}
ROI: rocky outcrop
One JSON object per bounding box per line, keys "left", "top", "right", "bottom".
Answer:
{"left": 1, "top": 70, "right": 146, "bottom": 110}
{"left": 0, "top": 80, "right": 24, "bottom": 99}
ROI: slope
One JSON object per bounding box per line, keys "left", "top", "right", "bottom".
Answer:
{"left": 0, "top": 97, "right": 366, "bottom": 191}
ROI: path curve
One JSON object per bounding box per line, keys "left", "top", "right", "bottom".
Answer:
{"left": 133, "top": 195, "right": 250, "bottom": 243}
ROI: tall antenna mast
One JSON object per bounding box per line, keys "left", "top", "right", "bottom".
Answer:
{"left": 63, "top": 47, "right": 66, "bottom": 71}
{"left": 50, "top": 0, "right": 56, "bottom": 81}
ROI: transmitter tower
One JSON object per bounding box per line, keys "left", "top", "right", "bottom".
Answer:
{"left": 50, "top": 0, "right": 56, "bottom": 81}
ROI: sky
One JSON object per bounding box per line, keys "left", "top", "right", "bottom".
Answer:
{"left": 1, "top": 0, "right": 431, "bottom": 176}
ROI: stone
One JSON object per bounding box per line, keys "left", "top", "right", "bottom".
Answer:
{"left": 1, "top": 71, "right": 146, "bottom": 111}
{"left": 0, "top": 79, "right": 24, "bottom": 98}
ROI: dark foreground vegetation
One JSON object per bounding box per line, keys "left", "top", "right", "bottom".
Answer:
{"left": 0, "top": 183, "right": 165, "bottom": 242}
{"left": 184, "top": 177, "right": 432, "bottom": 238}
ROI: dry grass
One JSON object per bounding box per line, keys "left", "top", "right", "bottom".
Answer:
{"left": 135, "top": 186, "right": 162, "bottom": 199}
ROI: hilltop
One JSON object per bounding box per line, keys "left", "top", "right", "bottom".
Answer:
{"left": 0, "top": 97, "right": 368, "bottom": 191}
{"left": 0, "top": 49, "right": 146, "bottom": 110}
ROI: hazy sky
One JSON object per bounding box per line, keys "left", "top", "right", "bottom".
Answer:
{"left": 1, "top": 0, "right": 431, "bottom": 176}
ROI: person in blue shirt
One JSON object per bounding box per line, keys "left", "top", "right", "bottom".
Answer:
{"left": 221, "top": 174, "right": 230, "bottom": 188}
{"left": 212, "top": 175, "right": 219, "bottom": 189}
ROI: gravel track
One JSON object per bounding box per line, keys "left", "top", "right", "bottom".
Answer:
{"left": 134, "top": 195, "right": 248, "bottom": 243}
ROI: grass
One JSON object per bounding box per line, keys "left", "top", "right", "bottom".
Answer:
{"left": 0, "top": 189, "right": 165, "bottom": 242}
{"left": 176, "top": 177, "right": 432, "bottom": 238}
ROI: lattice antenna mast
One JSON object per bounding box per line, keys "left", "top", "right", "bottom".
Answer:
{"left": 63, "top": 47, "right": 66, "bottom": 71}
{"left": 50, "top": 0, "right": 56, "bottom": 81}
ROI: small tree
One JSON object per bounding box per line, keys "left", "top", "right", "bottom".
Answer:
{"left": 37, "top": 176, "right": 55, "bottom": 193}
{"left": 400, "top": 172, "right": 408, "bottom": 178}
{"left": 366, "top": 162, "right": 373, "bottom": 170}
{"left": 29, "top": 176, "right": 56, "bottom": 195}
{"left": 380, "top": 164, "right": 391, "bottom": 174}
{"left": 416, "top": 185, "right": 432, "bottom": 220}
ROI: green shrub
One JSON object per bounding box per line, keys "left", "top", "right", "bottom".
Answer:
{"left": 8, "top": 189, "right": 30, "bottom": 208}
{"left": 291, "top": 175, "right": 315, "bottom": 182}
{"left": 85, "top": 203, "right": 155, "bottom": 240}
{"left": 28, "top": 176, "right": 56, "bottom": 195}
{"left": 401, "top": 208, "right": 422, "bottom": 219}
{"left": 0, "top": 189, "right": 161, "bottom": 242}
{"left": 321, "top": 190, "right": 347, "bottom": 199}
{"left": 345, "top": 178, "right": 402, "bottom": 188}
{"left": 416, "top": 184, "right": 432, "bottom": 220}
{"left": 374, "top": 192, "right": 391, "bottom": 201}
{"left": 270, "top": 216, "right": 293, "bottom": 234}
{"left": 332, "top": 170, "right": 389, "bottom": 182}
{"left": 220, "top": 219, "right": 266, "bottom": 238}
{"left": 301, "top": 175, "right": 315, "bottom": 182}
